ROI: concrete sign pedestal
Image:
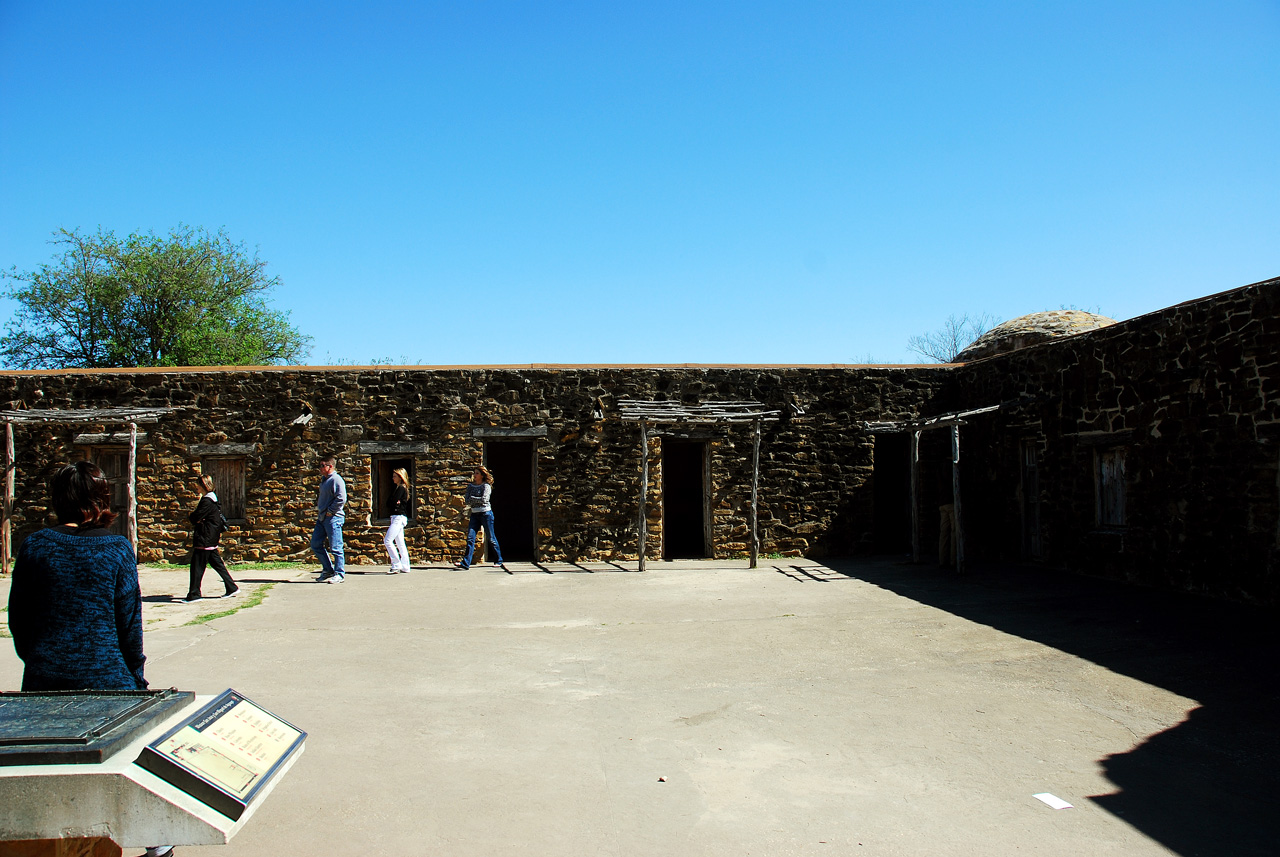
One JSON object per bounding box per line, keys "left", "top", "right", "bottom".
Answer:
{"left": 0, "top": 695, "right": 304, "bottom": 852}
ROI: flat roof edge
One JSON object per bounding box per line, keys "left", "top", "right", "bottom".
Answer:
{"left": 0, "top": 363, "right": 957, "bottom": 376}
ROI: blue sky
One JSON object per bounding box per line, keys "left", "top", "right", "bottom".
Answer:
{"left": 1, "top": 1, "right": 1277, "bottom": 365}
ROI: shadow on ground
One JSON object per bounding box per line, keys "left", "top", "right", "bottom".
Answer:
{"left": 803, "top": 556, "right": 1280, "bottom": 857}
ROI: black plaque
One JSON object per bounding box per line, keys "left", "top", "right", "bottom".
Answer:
{"left": 134, "top": 689, "right": 305, "bottom": 820}
{"left": 0, "top": 689, "right": 195, "bottom": 766}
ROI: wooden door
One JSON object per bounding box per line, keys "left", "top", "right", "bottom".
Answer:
{"left": 86, "top": 447, "right": 128, "bottom": 537}
{"left": 1021, "top": 441, "right": 1042, "bottom": 559}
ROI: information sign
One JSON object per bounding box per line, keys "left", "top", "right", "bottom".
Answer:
{"left": 134, "top": 689, "right": 305, "bottom": 819}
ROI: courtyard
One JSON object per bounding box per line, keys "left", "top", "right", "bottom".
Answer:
{"left": 2, "top": 557, "right": 1275, "bottom": 856}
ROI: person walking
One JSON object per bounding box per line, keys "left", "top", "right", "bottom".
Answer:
{"left": 384, "top": 467, "right": 412, "bottom": 573}
{"left": 184, "top": 474, "right": 238, "bottom": 601}
{"left": 455, "top": 466, "right": 504, "bottom": 570}
{"left": 311, "top": 455, "right": 347, "bottom": 583}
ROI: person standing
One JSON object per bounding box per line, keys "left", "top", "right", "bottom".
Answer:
{"left": 312, "top": 455, "right": 347, "bottom": 583}
{"left": 455, "top": 466, "right": 504, "bottom": 570}
{"left": 384, "top": 467, "right": 412, "bottom": 573}
{"left": 10, "top": 461, "right": 176, "bottom": 856}
{"left": 184, "top": 474, "right": 238, "bottom": 601}
{"left": 8, "top": 461, "right": 146, "bottom": 690}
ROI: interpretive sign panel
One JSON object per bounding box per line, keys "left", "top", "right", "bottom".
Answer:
{"left": 134, "top": 689, "right": 305, "bottom": 820}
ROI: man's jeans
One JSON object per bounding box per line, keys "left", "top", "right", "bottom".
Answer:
{"left": 311, "top": 515, "right": 345, "bottom": 577}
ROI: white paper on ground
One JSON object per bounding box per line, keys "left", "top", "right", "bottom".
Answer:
{"left": 1033, "top": 793, "right": 1074, "bottom": 810}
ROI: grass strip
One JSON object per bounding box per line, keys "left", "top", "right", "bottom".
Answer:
{"left": 230, "top": 561, "right": 307, "bottom": 570}
{"left": 186, "top": 583, "right": 276, "bottom": 626}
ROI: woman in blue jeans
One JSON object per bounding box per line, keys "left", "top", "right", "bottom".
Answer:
{"left": 455, "top": 466, "right": 504, "bottom": 569}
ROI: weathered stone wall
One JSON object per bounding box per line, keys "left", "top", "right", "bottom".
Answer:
{"left": 6, "top": 278, "right": 1273, "bottom": 603}
{"left": 0, "top": 366, "right": 948, "bottom": 565}
{"left": 955, "top": 277, "right": 1280, "bottom": 604}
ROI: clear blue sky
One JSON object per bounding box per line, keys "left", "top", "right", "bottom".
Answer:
{"left": 2, "top": 1, "right": 1277, "bottom": 365}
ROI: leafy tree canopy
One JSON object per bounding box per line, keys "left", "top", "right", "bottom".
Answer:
{"left": 2, "top": 226, "right": 312, "bottom": 369}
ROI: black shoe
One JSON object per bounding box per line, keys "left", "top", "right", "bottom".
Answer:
{"left": 222, "top": 587, "right": 240, "bottom": 598}
{"left": 181, "top": 594, "right": 201, "bottom": 603}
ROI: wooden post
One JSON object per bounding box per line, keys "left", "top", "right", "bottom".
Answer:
{"left": 909, "top": 428, "right": 920, "bottom": 563}
{"left": 127, "top": 422, "right": 138, "bottom": 555}
{"left": 3, "top": 420, "right": 13, "bottom": 576}
{"left": 638, "top": 420, "right": 648, "bottom": 572}
{"left": 951, "top": 424, "right": 964, "bottom": 574}
{"left": 750, "top": 417, "right": 761, "bottom": 568}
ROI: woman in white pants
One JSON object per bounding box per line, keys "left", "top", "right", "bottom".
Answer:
{"left": 384, "top": 467, "right": 412, "bottom": 573}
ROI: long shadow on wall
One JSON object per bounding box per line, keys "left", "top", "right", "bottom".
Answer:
{"left": 819, "top": 557, "right": 1280, "bottom": 857}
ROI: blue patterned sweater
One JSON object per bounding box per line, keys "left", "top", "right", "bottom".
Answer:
{"left": 6, "top": 527, "right": 146, "bottom": 691}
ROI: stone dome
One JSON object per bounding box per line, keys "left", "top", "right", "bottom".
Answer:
{"left": 955, "top": 310, "right": 1117, "bottom": 362}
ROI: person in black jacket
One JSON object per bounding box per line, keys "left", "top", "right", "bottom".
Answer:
{"left": 184, "top": 474, "right": 238, "bottom": 602}
{"left": 383, "top": 466, "right": 412, "bottom": 573}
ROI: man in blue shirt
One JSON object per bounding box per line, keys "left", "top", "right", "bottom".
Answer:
{"left": 312, "top": 455, "right": 347, "bottom": 583}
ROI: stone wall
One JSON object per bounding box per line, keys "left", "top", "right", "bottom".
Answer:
{"left": 0, "top": 366, "right": 948, "bottom": 566}
{"left": 5, "top": 277, "right": 1275, "bottom": 604}
{"left": 955, "top": 277, "right": 1280, "bottom": 604}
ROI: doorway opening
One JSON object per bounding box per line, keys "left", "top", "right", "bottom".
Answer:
{"left": 662, "top": 440, "right": 710, "bottom": 559}
{"left": 483, "top": 441, "right": 536, "bottom": 561}
{"left": 872, "top": 433, "right": 911, "bottom": 553}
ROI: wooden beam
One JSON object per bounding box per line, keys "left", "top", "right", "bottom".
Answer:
{"left": 638, "top": 420, "right": 648, "bottom": 572}
{"left": 864, "top": 403, "right": 1003, "bottom": 434}
{"left": 127, "top": 422, "right": 138, "bottom": 555}
{"left": 750, "top": 418, "right": 761, "bottom": 568}
{"left": 0, "top": 407, "right": 173, "bottom": 425}
{"left": 3, "top": 420, "right": 13, "bottom": 576}
{"left": 909, "top": 428, "right": 920, "bottom": 564}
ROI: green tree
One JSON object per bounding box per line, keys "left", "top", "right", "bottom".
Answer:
{"left": 1, "top": 226, "right": 312, "bottom": 368}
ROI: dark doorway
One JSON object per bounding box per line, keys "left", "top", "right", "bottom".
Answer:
{"left": 662, "top": 441, "right": 709, "bottom": 559}
{"left": 872, "top": 433, "right": 911, "bottom": 553}
{"left": 1021, "top": 440, "right": 1042, "bottom": 560}
{"left": 372, "top": 457, "right": 414, "bottom": 522}
{"left": 483, "top": 442, "right": 536, "bottom": 561}
{"left": 86, "top": 447, "right": 129, "bottom": 537}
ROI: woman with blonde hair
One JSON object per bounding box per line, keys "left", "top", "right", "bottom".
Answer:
{"left": 384, "top": 467, "right": 412, "bottom": 573}
{"left": 455, "top": 465, "right": 504, "bottom": 569}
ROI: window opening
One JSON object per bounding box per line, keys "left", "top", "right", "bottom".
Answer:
{"left": 84, "top": 447, "right": 129, "bottom": 537}
{"left": 371, "top": 457, "right": 415, "bottom": 522}
{"left": 202, "top": 457, "right": 247, "bottom": 521}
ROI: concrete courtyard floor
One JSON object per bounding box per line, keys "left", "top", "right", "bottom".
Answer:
{"left": 3, "top": 556, "right": 1278, "bottom": 856}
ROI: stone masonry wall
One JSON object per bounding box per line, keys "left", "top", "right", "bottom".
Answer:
{"left": 955, "top": 277, "right": 1280, "bottom": 604}
{"left": 0, "top": 366, "right": 948, "bottom": 566}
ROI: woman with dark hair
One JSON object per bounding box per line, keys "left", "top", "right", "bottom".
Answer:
{"left": 185, "top": 474, "right": 238, "bottom": 601}
{"left": 454, "top": 466, "right": 504, "bottom": 570}
{"left": 6, "top": 460, "right": 146, "bottom": 692}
